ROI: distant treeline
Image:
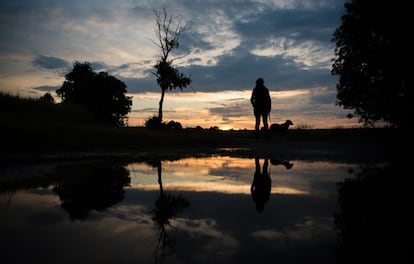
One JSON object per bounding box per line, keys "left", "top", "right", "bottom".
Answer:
{"left": 0, "top": 92, "right": 247, "bottom": 154}
{"left": 1, "top": 92, "right": 96, "bottom": 125}
{"left": 1, "top": 92, "right": 128, "bottom": 153}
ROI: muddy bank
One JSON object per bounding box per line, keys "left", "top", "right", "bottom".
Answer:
{"left": 1, "top": 138, "right": 401, "bottom": 166}
{"left": 1, "top": 127, "right": 408, "bottom": 166}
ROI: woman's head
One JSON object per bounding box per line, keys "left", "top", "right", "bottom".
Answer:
{"left": 256, "top": 78, "right": 264, "bottom": 85}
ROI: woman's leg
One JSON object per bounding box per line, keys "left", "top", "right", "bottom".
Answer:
{"left": 255, "top": 115, "right": 261, "bottom": 131}
{"left": 254, "top": 115, "right": 260, "bottom": 138}
{"left": 262, "top": 114, "right": 268, "bottom": 130}
{"left": 262, "top": 114, "right": 269, "bottom": 138}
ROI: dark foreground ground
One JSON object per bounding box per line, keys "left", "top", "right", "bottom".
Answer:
{"left": 1, "top": 126, "right": 409, "bottom": 165}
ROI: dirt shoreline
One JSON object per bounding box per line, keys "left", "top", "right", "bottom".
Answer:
{"left": 1, "top": 127, "right": 408, "bottom": 166}
{"left": 1, "top": 138, "right": 400, "bottom": 166}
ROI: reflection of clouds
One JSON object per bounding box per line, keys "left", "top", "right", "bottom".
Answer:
{"left": 131, "top": 182, "right": 249, "bottom": 194}
{"left": 251, "top": 217, "right": 334, "bottom": 248}
{"left": 1, "top": 192, "right": 158, "bottom": 263}
{"left": 172, "top": 218, "right": 239, "bottom": 259}
{"left": 66, "top": 212, "right": 156, "bottom": 263}
{"left": 128, "top": 157, "right": 351, "bottom": 196}
{"left": 103, "top": 204, "right": 149, "bottom": 221}
{"left": 129, "top": 157, "right": 256, "bottom": 194}
{"left": 272, "top": 187, "right": 307, "bottom": 195}
{"left": 163, "top": 157, "right": 253, "bottom": 181}
{"left": 273, "top": 160, "right": 352, "bottom": 198}
{"left": 105, "top": 196, "right": 240, "bottom": 261}
{"left": 2, "top": 191, "right": 65, "bottom": 227}
{"left": 132, "top": 182, "right": 307, "bottom": 195}
{"left": 3, "top": 155, "right": 349, "bottom": 263}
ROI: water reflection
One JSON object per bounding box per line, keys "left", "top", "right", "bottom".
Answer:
{"left": 1, "top": 156, "right": 378, "bottom": 263}
{"left": 251, "top": 157, "right": 293, "bottom": 212}
{"left": 52, "top": 163, "right": 131, "bottom": 220}
{"left": 146, "top": 159, "right": 190, "bottom": 263}
{"left": 251, "top": 157, "right": 271, "bottom": 213}
{"left": 334, "top": 161, "right": 409, "bottom": 263}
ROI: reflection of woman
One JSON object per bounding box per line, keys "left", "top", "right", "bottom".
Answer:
{"left": 250, "top": 157, "right": 271, "bottom": 213}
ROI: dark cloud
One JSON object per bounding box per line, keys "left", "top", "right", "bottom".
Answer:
{"left": 122, "top": 76, "right": 159, "bottom": 93}
{"left": 308, "top": 88, "right": 338, "bottom": 105}
{"left": 131, "top": 107, "right": 158, "bottom": 113}
{"left": 32, "top": 85, "right": 60, "bottom": 92}
{"left": 183, "top": 47, "right": 337, "bottom": 92}
{"left": 117, "top": 49, "right": 337, "bottom": 94}
{"left": 209, "top": 104, "right": 249, "bottom": 118}
{"left": 89, "top": 61, "right": 108, "bottom": 72}
{"left": 32, "top": 55, "right": 70, "bottom": 71}
{"left": 234, "top": 6, "right": 343, "bottom": 44}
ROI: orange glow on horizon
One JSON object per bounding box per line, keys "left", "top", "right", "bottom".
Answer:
{"left": 127, "top": 157, "right": 350, "bottom": 198}
{"left": 126, "top": 89, "right": 361, "bottom": 130}
{"left": 130, "top": 182, "right": 308, "bottom": 195}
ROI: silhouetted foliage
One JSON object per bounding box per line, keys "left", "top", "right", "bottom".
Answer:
{"left": 332, "top": 1, "right": 412, "bottom": 128}
{"left": 56, "top": 61, "right": 132, "bottom": 126}
{"left": 145, "top": 115, "right": 183, "bottom": 130}
{"left": 38, "top": 92, "right": 55, "bottom": 104}
{"left": 148, "top": 159, "right": 190, "bottom": 263}
{"left": 166, "top": 120, "right": 182, "bottom": 130}
{"left": 152, "top": 6, "right": 192, "bottom": 123}
{"left": 145, "top": 115, "right": 162, "bottom": 129}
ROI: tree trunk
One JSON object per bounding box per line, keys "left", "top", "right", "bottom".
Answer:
{"left": 158, "top": 89, "right": 165, "bottom": 122}
{"left": 157, "top": 162, "right": 164, "bottom": 196}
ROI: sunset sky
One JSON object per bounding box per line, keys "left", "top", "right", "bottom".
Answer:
{"left": 0, "top": 0, "right": 359, "bottom": 129}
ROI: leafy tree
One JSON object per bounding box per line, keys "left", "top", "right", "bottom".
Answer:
{"left": 331, "top": 0, "right": 412, "bottom": 127}
{"left": 152, "top": 6, "right": 192, "bottom": 124}
{"left": 56, "top": 62, "right": 132, "bottom": 126}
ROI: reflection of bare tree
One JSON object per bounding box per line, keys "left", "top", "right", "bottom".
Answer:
{"left": 4, "top": 191, "right": 13, "bottom": 206}
{"left": 147, "top": 160, "right": 190, "bottom": 264}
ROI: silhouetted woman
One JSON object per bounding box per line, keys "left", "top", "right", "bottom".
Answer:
{"left": 250, "top": 157, "right": 271, "bottom": 213}
{"left": 250, "top": 77, "right": 271, "bottom": 138}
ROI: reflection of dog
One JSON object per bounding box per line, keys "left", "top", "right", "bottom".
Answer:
{"left": 270, "top": 159, "right": 294, "bottom": 169}
{"left": 270, "top": 120, "right": 293, "bottom": 132}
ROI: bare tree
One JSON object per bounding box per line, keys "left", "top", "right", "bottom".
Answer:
{"left": 152, "top": 6, "right": 192, "bottom": 124}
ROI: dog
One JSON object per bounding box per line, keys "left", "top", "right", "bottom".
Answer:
{"left": 269, "top": 120, "right": 293, "bottom": 133}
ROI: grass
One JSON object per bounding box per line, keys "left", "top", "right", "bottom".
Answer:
{"left": 0, "top": 92, "right": 408, "bottom": 161}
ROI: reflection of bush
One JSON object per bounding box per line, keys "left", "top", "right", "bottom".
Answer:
{"left": 53, "top": 163, "right": 130, "bottom": 220}
{"left": 334, "top": 162, "right": 408, "bottom": 262}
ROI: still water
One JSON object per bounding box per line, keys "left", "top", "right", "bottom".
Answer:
{"left": 0, "top": 155, "right": 406, "bottom": 263}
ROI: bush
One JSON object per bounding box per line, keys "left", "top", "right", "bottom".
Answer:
{"left": 145, "top": 116, "right": 182, "bottom": 130}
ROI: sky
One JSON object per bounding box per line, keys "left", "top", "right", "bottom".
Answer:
{"left": 0, "top": 0, "right": 360, "bottom": 129}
